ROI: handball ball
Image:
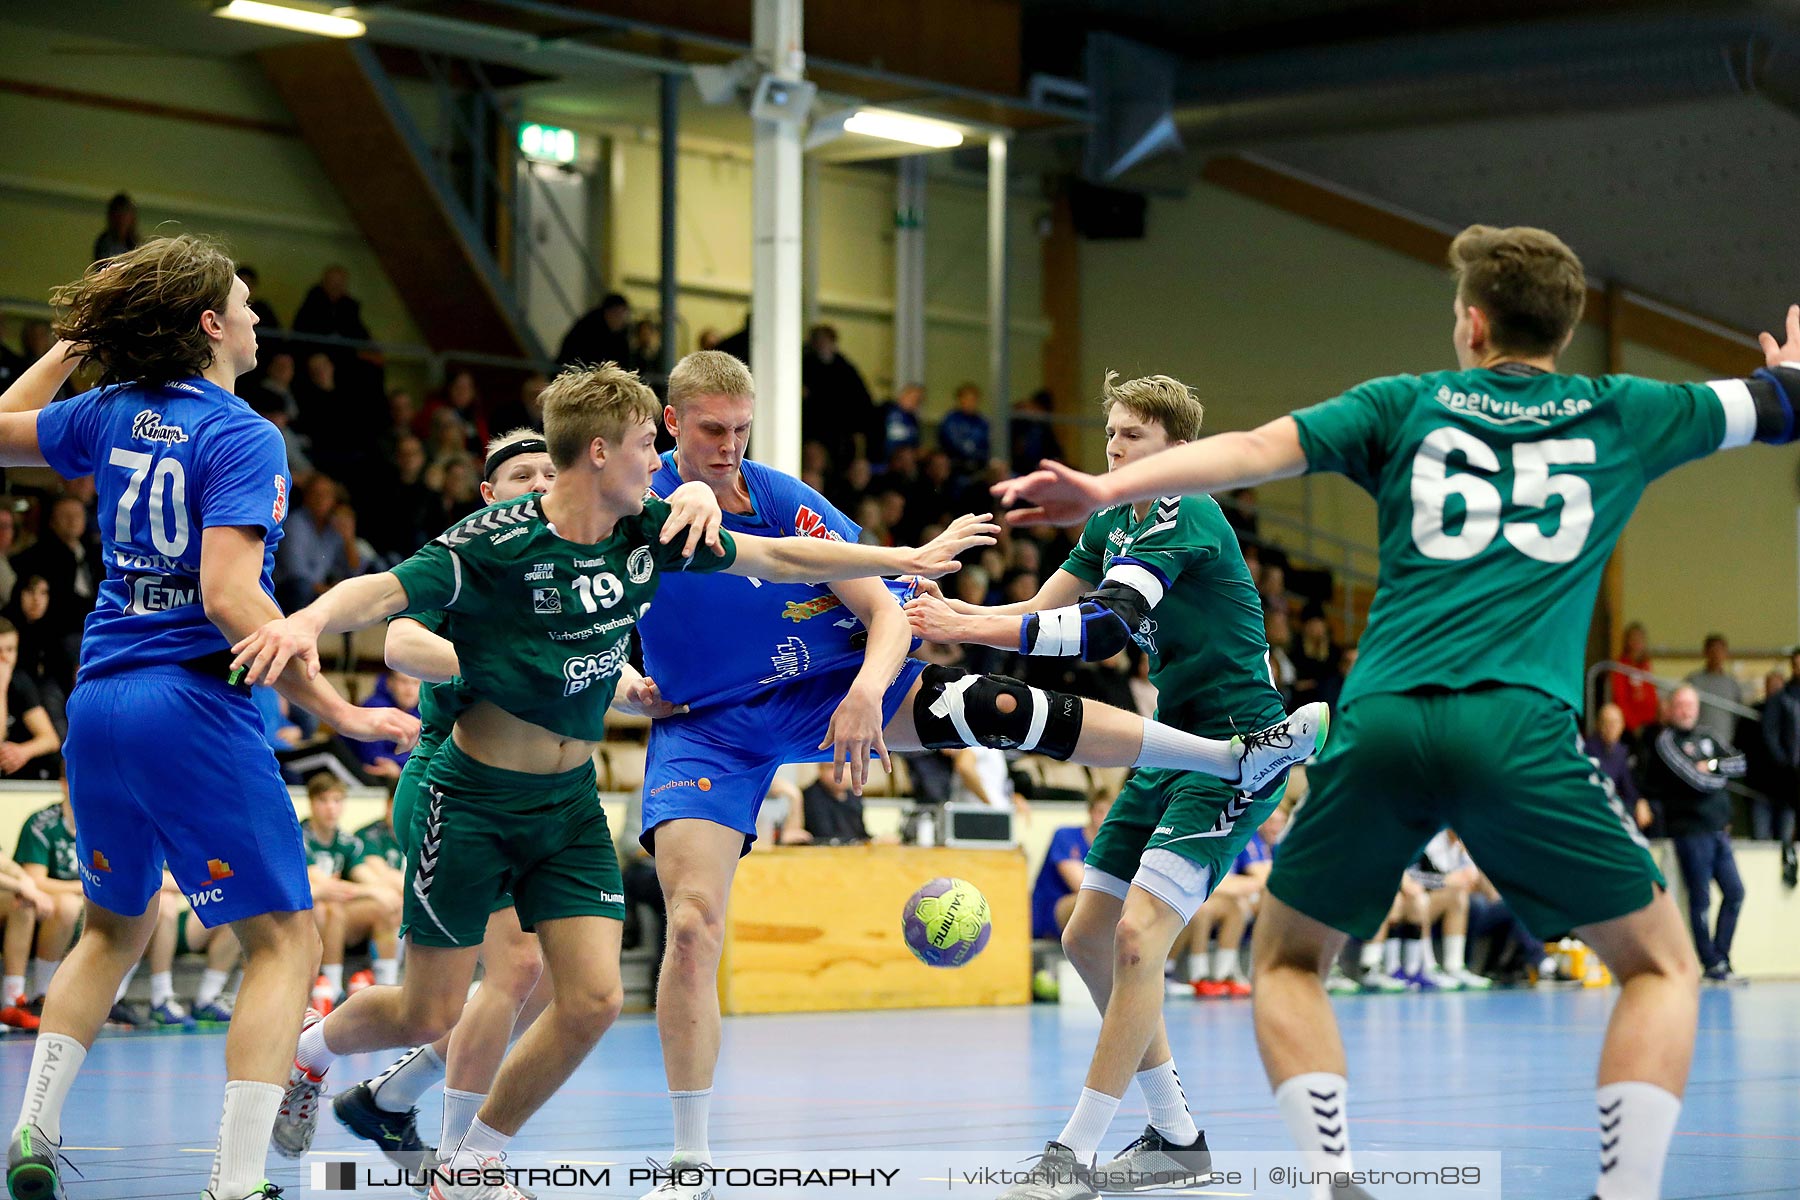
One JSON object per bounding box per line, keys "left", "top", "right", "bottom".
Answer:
{"left": 902, "top": 877, "right": 992, "bottom": 968}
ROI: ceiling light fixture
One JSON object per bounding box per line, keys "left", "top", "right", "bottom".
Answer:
{"left": 841, "top": 110, "right": 964, "bottom": 149}
{"left": 215, "top": 1, "right": 366, "bottom": 39}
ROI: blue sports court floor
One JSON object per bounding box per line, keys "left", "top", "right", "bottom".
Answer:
{"left": 2, "top": 982, "right": 1794, "bottom": 1199}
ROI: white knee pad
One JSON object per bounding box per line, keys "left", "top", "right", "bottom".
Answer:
{"left": 1131, "top": 849, "right": 1214, "bottom": 924}
{"left": 1079, "top": 866, "right": 1131, "bottom": 901}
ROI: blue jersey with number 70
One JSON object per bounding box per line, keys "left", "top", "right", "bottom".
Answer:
{"left": 34, "top": 377, "right": 291, "bottom": 679}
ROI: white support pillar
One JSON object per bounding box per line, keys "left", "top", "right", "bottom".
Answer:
{"left": 986, "top": 134, "right": 1012, "bottom": 452}
{"left": 892, "top": 155, "right": 928, "bottom": 393}
{"left": 750, "top": 0, "right": 806, "bottom": 478}
{"left": 803, "top": 155, "right": 822, "bottom": 329}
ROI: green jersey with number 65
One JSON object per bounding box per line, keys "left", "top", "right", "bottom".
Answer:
{"left": 1293, "top": 366, "right": 1751, "bottom": 712}
{"left": 389, "top": 493, "right": 737, "bottom": 742}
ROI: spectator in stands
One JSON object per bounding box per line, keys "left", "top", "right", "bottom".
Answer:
{"left": 2, "top": 790, "right": 81, "bottom": 1030}
{"left": 181, "top": 902, "right": 244, "bottom": 1023}
{"left": 1585, "top": 702, "right": 1647, "bottom": 832}
{"left": 293, "top": 350, "right": 378, "bottom": 485}
{"left": 1181, "top": 808, "right": 1285, "bottom": 997}
{"left": 0, "top": 506, "right": 17, "bottom": 609}
{"left": 715, "top": 317, "right": 750, "bottom": 362}
{"left": 949, "top": 746, "right": 1029, "bottom": 821}
{"left": 1747, "top": 669, "right": 1795, "bottom": 843}
{"left": 1761, "top": 651, "right": 1800, "bottom": 872}
{"left": 367, "top": 436, "right": 436, "bottom": 560}
{"left": 695, "top": 327, "right": 721, "bottom": 352}
{"left": 380, "top": 388, "right": 418, "bottom": 457}
{"left": 347, "top": 669, "right": 421, "bottom": 782}
{"left": 1265, "top": 607, "right": 1296, "bottom": 706}
{"left": 486, "top": 371, "right": 548, "bottom": 435}
{"left": 414, "top": 368, "right": 490, "bottom": 455}
{"left": 301, "top": 774, "right": 402, "bottom": 1011}
{"left": 632, "top": 318, "right": 663, "bottom": 374}
{"left": 1009, "top": 388, "right": 1065, "bottom": 476}
{"left": 423, "top": 407, "right": 475, "bottom": 476}
{"left": 248, "top": 386, "right": 316, "bottom": 479}
{"left": 248, "top": 349, "right": 299, "bottom": 420}
{"left": 91, "top": 192, "right": 138, "bottom": 263}
{"left": 292, "top": 263, "right": 372, "bottom": 345}
{"left": 1466, "top": 869, "right": 1549, "bottom": 985}
{"left": 0, "top": 617, "right": 61, "bottom": 780}
{"left": 275, "top": 475, "right": 363, "bottom": 610}
{"left": 7, "top": 575, "right": 76, "bottom": 716}
{"left": 1031, "top": 791, "right": 1110, "bottom": 940}
{"left": 348, "top": 793, "right": 406, "bottom": 992}
{"left": 801, "top": 323, "right": 874, "bottom": 469}
{"left": 14, "top": 495, "right": 98, "bottom": 639}
{"left": 1685, "top": 632, "right": 1743, "bottom": 747}
{"left": 429, "top": 458, "right": 483, "bottom": 527}
{"left": 236, "top": 264, "right": 281, "bottom": 331}
{"left": 1645, "top": 684, "right": 1747, "bottom": 982}
{"left": 939, "top": 382, "right": 991, "bottom": 474}
{"left": 1611, "top": 620, "right": 1659, "bottom": 735}
{"left": 754, "top": 775, "right": 809, "bottom": 847}
{"left": 801, "top": 767, "right": 871, "bottom": 844}
{"left": 1224, "top": 487, "right": 1260, "bottom": 545}
{"left": 872, "top": 384, "right": 924, "bottom": 466}
{"left": 557, "top": 291, "right": 632, "bottom": 368}
{"left": 0, "top": 856, "right": 54, "bottom": 1030}
{"left": 1290, "top": 611, "right": 1342, "bottom": 707}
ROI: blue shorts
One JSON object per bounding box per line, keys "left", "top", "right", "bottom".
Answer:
{"left": 642, "top": 657, "right": 929, "bottom": 856}
{"left": 64, "top": 666, "right": 313, "bottom": 927}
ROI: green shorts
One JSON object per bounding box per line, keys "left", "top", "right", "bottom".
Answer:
{"left": 1269, "top": 685, "right": 1663, "bottom": 941}
{"left": 397, "top": 729, "right": 515, "bottom": 918}
{"left": 1086, "top": 767, "right": 1286, "bottom": 898}
{"left": 401, "top": 740, "right": 624, "bottom": 949}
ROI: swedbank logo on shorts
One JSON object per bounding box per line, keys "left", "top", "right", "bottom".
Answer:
{"left": 561, "top": 640, "right": 631, "bottom": 696}
{"left": 649, "top": 777, "right": 713, "bottom": 796}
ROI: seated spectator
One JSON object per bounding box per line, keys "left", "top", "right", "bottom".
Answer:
{"left": 244, "top": 348, "right": 300, "bottom": 422}
{"left": 800, "top": 441, "right": 831, "bottom": 495}
{"left": 1646, "top": 684, "right": 1747, "bottom": 982}
{"left": 1466, "top": 870, "right": 1548, "bottom": 985}
{"left": 1031, "top": 791, "right": 1111, "bottom": 940}
{"left": 429, "top": 458, "right": 483, "bottom": 528}
{"left": 949, "top": 746, "right": 1029, "bottom": 821}
{"left": 92, "top": 191, "right": 138, "bottom": 264}
{"left": 1584, "top": 702, "right": 1646, "bottom": 832}
{"left": 753, "top": 775, "right": 809, "bottom": 847}
{"left": 2, "top": 789, "right": 82, "bottom": 1029}
{"left": 871, "top": 384, "right": 924, "bottom": 466}
{"left": 179, "top": 901, "right": 244, "bottom": 1023}
{"left": 0, "top": 618, "right": 62, "bottom": 779}
{"left": 292, "top": 264, "right": 371, "bottom": 346}
{"left": 854, "top": 496, "right": 890, "bottom": 547}
{"left": 1290, "top": 612, "right": 1342, "bottom": 707}
{"left": 938, "top": 382, "right": 991, "bottom": 474}
{"left": 247, "top": 385, "right": 315, "bottom": 479}
{"left": 0, "top": 506, "right": 16, "bottom": 609}
{"left": 1611, "top": 620, "right": 1658, "bottom": 736}
{"left": 826, "top": 456, "right": 873, "bottom": 516}
{"left": 1179, "top": 807, "right": 1284, "bottom": 997}
{"left": 1009, "top": 388, "right": 1065, "bottom": 476}
{"left": 236, "top": 264, "right": 282, "bottom": 332}
{"left": 632, "top": 318, "right": 663, "bottom": 374}
{"left": 801, "top": 767, "right": 871, "bottom": 844}
{"left": 302, "top": 774, "right": 402, "bottom": 1011}
{"left": 414, "top": 368, "right": 491, "bottom": 455}
{"left": 366, "top": 436, "right": 436, "bottom": 560}
{"left": 485, "top": 372, "right": 548, "bottom": 435}
{"left": 381, "top": 388, "right": 418, "bottom": 457}
{"left": 275, "top": 475, "right": 364, "bottom": 611}
{"left": 1265, "top": 608, "right": 1296, "bottom": 706}
{"left": 557, "top": 292, "right": 633, "bottom": 368}
{"left": 349, "top": 791, "right": 406, "bottom": 992}
{"left": 1402, "top": 829, "right": 1489, "bottom": 990}
{"left": 13, "top": 495, "right": 98, "bottom": 639}
{"left": 347, "top": 669, "right": 422, "bottom": 781}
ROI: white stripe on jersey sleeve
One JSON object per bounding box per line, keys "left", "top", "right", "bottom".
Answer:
{"left": 1103, "top": 561, "right": 1166, "bottom": 608}
{"left": 447, "top": 548, "right": 464, "bottom": 609}
{"left": 1706, "top": 378, "right": 1756, "bottom": 450}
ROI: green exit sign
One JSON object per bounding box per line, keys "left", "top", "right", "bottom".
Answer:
{"left": 519, "top": 123, "right": 577, "bottom": 164}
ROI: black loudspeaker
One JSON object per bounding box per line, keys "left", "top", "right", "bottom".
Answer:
{"left": 1068, "top": 180, "right": 1147, "bottom": 240}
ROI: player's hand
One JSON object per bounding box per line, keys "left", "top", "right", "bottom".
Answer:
{"left": 614, "top": 674, "right": 689, "bottom": 719}
{"left": 660, "top": 480, "right": 725, "bottom": 558}
{"left": 231, "top": 616, "right": 323, "bottom": 684}
{"left": 1759, "top": 303, "right": 1800, "bottom": 366}
{"left": 900, "top": 513, "right": 999, "bottom": 579}
{"left": 782, "top": 828, "right": 814, "bottom": 845}
{"left": 21, "top": 880, "right": 53, "bottom": 919}
{"left": 0, "top": 744, "right": 28, "bottom": 775}
{"left": 991, "top": 460, "right": 1111, "bottom": 528}
{"left": 903, "top": 575, "right": 946, "bottom": 602}
{"left": 819, "top": 686, "right": 891, "bottom": 796}
{"left": 337, "top": 705, "right": 422, "bottom": 753}
{"left": 316, "top": 878, "right": 359, "bottom": 904}
{"left": 903, "top": 592, "right": 966, "bottom": 644}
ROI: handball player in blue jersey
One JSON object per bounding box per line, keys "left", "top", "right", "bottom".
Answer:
{"left": 632, "top": 352, "right": 1326, "bottom": 1199}
{"left": 0, "top": 236, "right": 419, "bottom": 1200}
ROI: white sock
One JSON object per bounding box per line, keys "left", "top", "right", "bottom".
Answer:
{"left": 1383, "top": 940, "right": 1400, "bottom": 974}
{"left": 671, "top": 1088, "right": 713, "bottom": 1164}
{"left": 208, "top": 1079, "right": 281, "bottom": 1198}
{"left": 1055, "top": 1087, "right": 1122, "bottom": 1162}
{"left": 320, "top": 963, "right": 344, "bottom": 998}
{"left": 1402, "top": 939, "right": 1423, "bottom": 977}
{"left": 1132, "top": 721, "right": 1238, "bottom": 775}
{"left": 150, "top": 971, "right": 174, "bottom": 1008}
{"left": 28, "top": 958, "right": 56, "bottom": 1000}
{"left": 1422, "top": 936, "right": 1440, "bottom": 970}
{"left": 1135, "top": 1062, "right": 1199, "bottom": 1145}
{"left": 371, "top": 1044, "right": 446, "bottom": 1113}
{"left": 4, "top": 974, "right": 24, "bottom": 1002}
{"left": 13, "top": 1033, "right": 86, "bottom": 1144}
{"left": 1443, "top": 934, "right": 1467, "bottom": 972}
{"left": 294, "top": 1019, "right": 339, "bottom": 1077}
{"left": 1593, "top": 1082, "right": 1681, "bottom": 1200}
{"left": 1207, "top": 946, "right": 1229, "bottom": 982}
{"left": 1359, "top": 942, "right": 1383, "bottom": 972}
{"left": 1220, "top": 946, "right": 1245, "bottom": 982}
{"left": 114, "top": 963, "right": 139, "bottom": 1004}
{"left": 373, "top": 957, "right": 400, "bottom": 987}
{"left": 440, "top": 1087, "right": 486, "bottom": 1151}
{"left": 453, "top": 1115, "right": 509, "bottom": 1167}
{"left": 1274, "top": 1072, "right": 1351, "bottom": 1192}
{"left": 196, "top": 968, "right": 231, "bottom": 1009}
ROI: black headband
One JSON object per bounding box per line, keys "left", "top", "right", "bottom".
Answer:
{"left": 483, "top": 437, "right": 548, "bottom": 482}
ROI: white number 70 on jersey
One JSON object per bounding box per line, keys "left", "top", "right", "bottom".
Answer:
{"left": 1410, "top": 427, "right": 1595, "bottom": 564}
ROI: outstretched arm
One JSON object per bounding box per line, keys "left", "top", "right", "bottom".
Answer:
{"left": 1, "top": 340, "right": 78, "bottom": 415}
{"left": 385, "top": 616, "right": 459, "bottom": 683}
{"left": 994, "top": 418, "right": 1307, "bottom": 528}
{"left": 726, "top": 513, "right": 997, "bottom": 584}
{"left": 229, "top": 571, "right": 410, "bottom": 685}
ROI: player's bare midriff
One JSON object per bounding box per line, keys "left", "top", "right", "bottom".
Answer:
{"left": 451, "top": 699, "right": 597, "bottom": 775}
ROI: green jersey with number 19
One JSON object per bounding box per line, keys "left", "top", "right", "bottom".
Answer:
{"left": 1293, "top": 366, "right": 1752, "bottom": 712}
{"left": 389, "top": 493, "right": 737, "bottom": 741}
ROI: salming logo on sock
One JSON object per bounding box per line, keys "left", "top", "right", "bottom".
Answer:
{"left": 1598, "top": 1097, "right": 1622, "bottom": 1173}
{"left": 1310, "top": 1087, "right": 1346, "bottom": 1156}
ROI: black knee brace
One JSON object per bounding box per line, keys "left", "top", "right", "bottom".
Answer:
{"left": 910, "top": 665, "right": 1084, "bottom": 760}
